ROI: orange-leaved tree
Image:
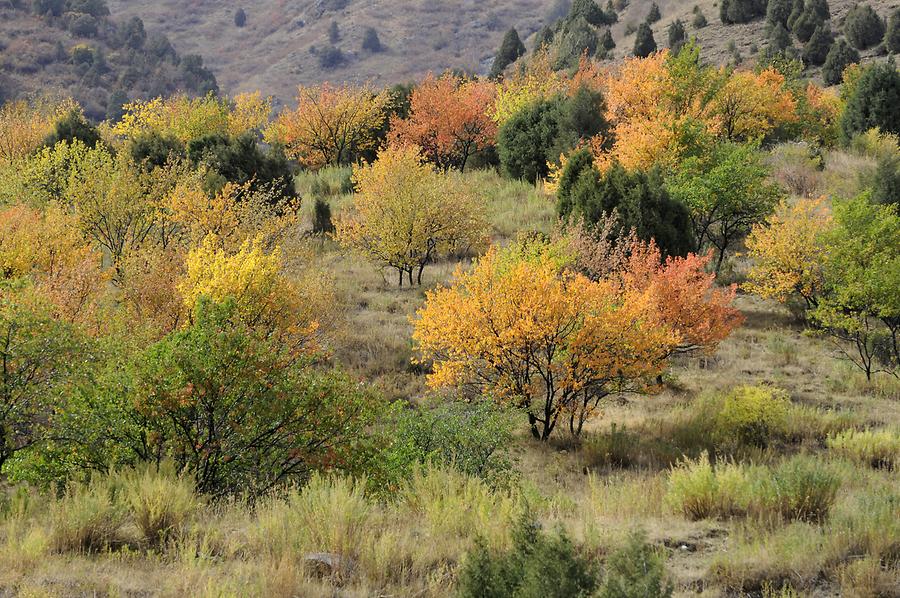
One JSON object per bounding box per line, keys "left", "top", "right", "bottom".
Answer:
{"left": 412, "top": 240, "right": 679, "bottom": 439}
{"left": 620, "top": 239, "right": 743, "bottom": 356}
{"left": 335, "top": 145, "right": 487, "bottom": 286}
{"left": 389, "top": 73, "right": 497, "bottom": 172}
{"left": 267, "top": 83, "right": 390, "bottom": 169}
{"left": 745, "top": 196, "right": 833, "bottom": 309}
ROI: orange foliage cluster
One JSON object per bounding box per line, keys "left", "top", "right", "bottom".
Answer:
{"left": 389, "top": 74, "right": 497, "bottom": 172}
{"left": 413, "top": 237, "right": 741, "bottom": 440}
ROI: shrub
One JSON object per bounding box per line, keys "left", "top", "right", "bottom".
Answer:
{"left": 822, "top": 39, "right": 859, "bottom": 86}
{"left": 498, "top": 98, "right": 562, "bottom": 182}
{"left": 490, "top": 27, "right": 526, "bottom": 78}
{"left": 843, "top": 4, "right": 885, "bottom": 50}
{"left": 721, "top": 0, "right": 767, "bottom": 24}
{"left": 555, "top": 16, "right": 600, "bottom": 69}
{"left": 234, "top": 7, "right": 246, "bottom": 27}
{"left": 583, "top": 423, "right": 641, "bottom": 468}
{"left": 887, "top": 9, "right": 900, "bottom": 54}
{"left": 43, "top": 108, "right": 101, "bottom": 148}
{"left": 827, "top": 429, "right": 900, "bottom": 469}
{"left": 312, "top": 197, "right": 335, "bottom": 234}
{"left": 328, "top": 20, "right": 340, "bottom": 43}
{"left": 121, "top": 463, "right": 202, "bottom": 546}
{"left": 633, "top": 22, "right": 657, "bottom": 57}
{"left": 68, "top": 14, "right": 98, "bottom": 37}
{"left": 646, "top": 1, "right": 661, "bottom": 23}
{"left": 692, "top": 8, "right": 708, "bottom": 28}
{"left": 456, "top": 514, "right": 599, "bottom": 598}
{"left": 767, "top": 456, "right": 840, "bottom": 522}
{"left": 767, "top": 0, "right": 793, "bottom": 28}
{"left": 389, "top": 401, "right": 517, "bottom": 488}
{"left": 869, "top": 151, "right": 900, "bottom": 206}
{"left": 667, "top": 19, "right": 686, "bottom": 52}
{"left": 791, "top": 8, "right": 823, "bottom": 43}
{"left": 840, "top": 61, "right": 900, "bottom": 139}
{"left": 665, "top": 454, "right": 752, "bottom": 520}
{"left": 49, "top": 476, "right": 127, "bottom": 552}
{"left": 597, "top": 530, "right": 674, "bottom": 598}
{"left": 361, "top": 26, "right": 382, "bottom": 52}
{"left": 712, "top": 386, "right": 790, "bottom": 448}
{"left": 318, "top": 45, "right": 345, "bottom": 69}
{"left": 557, "top": 152, "right": 695, "bottom": 257}
{"left": 801, "top": 24, "right": 833, "bottom": 66}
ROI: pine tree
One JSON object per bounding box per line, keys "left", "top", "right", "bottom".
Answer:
{"left": 490, "top": 28, "right": 527, "bottom": 78}
{"left": 787, "top": 0, "right": 804, "bottom": 29}
{"left": 647, "top": 2, "right": 662, "bottom": 23}
{"left": 844, "top": 4, "right": 885, "bottom": 50}
{"left": 601, "top": 28, "right": 616, "bottom": 50}
{"left": 692, "top": 7, "right": 708, "bottom": 28}
{"left": 328, "top": 20, "right": 340, "bottom": 43}
{"left": 766, "top": 0, "right": 793, "bottom": 28}
{"left": 841, "top": 61, "right": 900, "bottom": 138}
{"left": 362, "top": 27, "right": 382, "bottom": 52}
{"left": 885, "top": 8, "right": 900, "bottom": 53}
{"left": 792, "top": 9, "right": 823, "bottom": 43}
{"left": 822, "top": 38, "right": 859, "bottom": 85}
{"left": 633, "top": 21, "right": 657, "bottom": 57}
{"left": 668, "top": 19, "right": 687, "bottom": 53}
{"left": 768, "top": 22, "right": 793, "bottom": 52}
{"left": 802, "top": 24, "right": 834, "bottom": 65}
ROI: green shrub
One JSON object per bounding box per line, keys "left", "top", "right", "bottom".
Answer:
{"left": 597, "top": 530, "right": 673, "bottom": 598}
{"left": 801, "top": 25, "right": 833, "bottom": 66}
{"left": 667, "top": 19, "right": 686, "bottom": 52}
{"left": 887, "top": 9, "right": 900, "bottom": 54}
{"left": 386, "top": 401, "right": 517, "bottom": 488}
{"left": 827, "top": 429, "right": 900, "bottom": 469}
{"left": 869, "top": 151, "right": 900, "bottom": 206}
{"left": 822, "top": 39, "right": 860, "bottom": 86}
{"left": 633, "top": 22, "right": 657, "bottom": 57}
{"left": 665, "top": 453, "right": 753, "bottom": 520}
{"left": 843, "top": 3, "right": 885, "bottom": 50}
{"left": 721, "top": 0, "right": 767, "bottom": 24}
{"left": 456, "top": 514, "right": 599, "bottom": 598}
{"left": 49, "top": 476, "right": 127, "bottom": 552}
{"left": 362, "top": 26, "right": 382, "bottom": 52}
{"left": 121, "top": 462, "right": 203, "bottom": 546}
{"left": 234, "top": 7, "right": 246, "bottom": 27}
{"left": 646, "top": 2, "right": 661, "bottom": 23}
{"left": 767, "top": 456, "right": 840, "bottom": 522}
{"left": 692, "top": 8, "right": 708, "bottom": 28}
{"left": 490, "top": 27, "right": 526, "bottom": 78}
{"left": 713, "top": 386, "right": 790, "bottom": 448}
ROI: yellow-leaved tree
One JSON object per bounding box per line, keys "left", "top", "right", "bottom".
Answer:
{"left": 0, "top": 97, "right": 77, "bottom": 167}
{"left": 412, "top": 240, "right": 679, "bottom": 439}
{"left": 335, "top": 145, "right": 488, "bottom": 286}
{"left": 267, "top": 83, "right": 390, "bottom": 169}
{"left": 178, "top": 234, "right": 326, "bottom": 351}
{"left": 745, "top": 196, "right": 833, "bottom": 309}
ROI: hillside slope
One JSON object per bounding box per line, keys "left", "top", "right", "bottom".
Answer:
{"left": 106, "top": 0, "right": 550, "bottom": 103}
{"left": 0, "top": 2, "right": 218, "bottom": 119}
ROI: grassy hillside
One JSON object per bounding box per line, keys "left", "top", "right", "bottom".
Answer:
{"left": 0, "top": 2, "right": 218, "bottom": 119}
{"left": 105, "top": 0, "right": 899, "bottom": 102}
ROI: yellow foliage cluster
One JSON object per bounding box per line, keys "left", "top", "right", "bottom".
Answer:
{"left": 489, "top": 49, "right": 565, "bottom": 125}
{"left": 413, "top": 243, "right": 678, "bottom": 438}
{"left": 336, "top": 145, "right": 488, "bottom": 285}
{"left": 112, "top": 93, "right": 271, "bottom": 144}
{"left": 745, "top": 196, "right": 833, "bottom": 307}
{"left": 267, "top": 83, "right": 390, "bottom": 169}
{"left": 0, "top": 97, "right": 77, "bottom": 167}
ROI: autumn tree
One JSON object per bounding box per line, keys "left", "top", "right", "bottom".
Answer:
{"left": 389, "top": 74, "right": 497, "bottom": 172}
{"left": 745, "top": 196, "right": 833, "bottom": 310}
{"left": 709, "top": 68, "right": 797, "bottom": 141}
{"left": 667, "top": 141, "right": 783, "bottom": 272}
{"left": 335, "top": 145, "right": 487, "bottom": 285}
{"left": 619, "top": 239, "right": 743, "bottom": 356}
{"left": 267, "top": 83, "right": 390, "bottom": 169}
{"left": 413, "top": 242, "right": 678, "bottom": 439}
{"left": 0, "top": 97, "right": 76, "bottom": 167}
